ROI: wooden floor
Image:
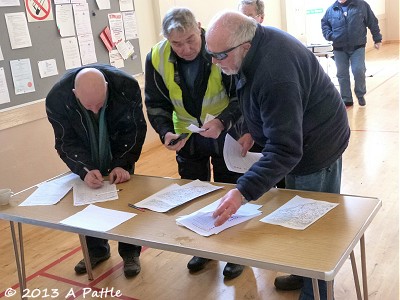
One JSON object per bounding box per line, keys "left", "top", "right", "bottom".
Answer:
{"left": 0, "top": 43, "right": 398, "bottom": 300}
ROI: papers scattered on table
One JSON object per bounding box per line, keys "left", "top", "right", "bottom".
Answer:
{"left": 73, "top": 180, "right": 118, "bottom": 206}
{"left": 176, "top": 199, "right": 263, "bottom": 236}
{"left": 19, "top": 173, "right": 80, "bottom": 206}
{"left": 60, "top": 204, "right": 136, "bottom": 232}
{"left": 223, "top": 134, "right": 263, "bottom": 173}
{"left": 260, "top": 195, "right": 338, "bottom": 230}
{"left": 134, "top": 180, "right": 222, "bottom": 212}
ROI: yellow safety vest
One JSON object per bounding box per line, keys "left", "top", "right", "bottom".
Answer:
{"left": 151, "top": 39, "right": 229, "bottom": 134}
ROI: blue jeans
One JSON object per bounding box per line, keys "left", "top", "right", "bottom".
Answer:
{"left": 286, "top": 157, "right": 342, "bottom": 300}
{"left": 334, "top": 48, "right": 366, "bottom": 101}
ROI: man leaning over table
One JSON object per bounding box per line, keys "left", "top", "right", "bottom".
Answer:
{"left": 46, "top": 64, "right": 147, "bottom": 278}
{"left": 205, "top": 11, "right": 350, "bottom": 300}
{"left": 144, "top": 7, "right": 248, "bottom": 279}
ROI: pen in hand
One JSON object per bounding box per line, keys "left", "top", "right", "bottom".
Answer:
{"left": 128, "top": 203, "right": 146, "bottom": 212}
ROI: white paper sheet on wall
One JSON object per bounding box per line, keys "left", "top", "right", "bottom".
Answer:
{"left": 60, "top": 36, "right": 82, "bottom": 69}
{"left": 10, "top": 58, "right": 35, "bottom": 95}
{"left": 5, "top": 12, "right": 32, "bottom": 49}
{"left": 0, "top": 67, "right": 11, "bottom": 104}
{"left": 55, "top": 4, "right": 76, "bottom": 37}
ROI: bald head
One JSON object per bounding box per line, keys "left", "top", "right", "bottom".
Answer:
{"left": 206, "top": 11, "right": 257, "bottom": 53}
{"left": 73, "top": 68, "right": 108, "bottom": 114}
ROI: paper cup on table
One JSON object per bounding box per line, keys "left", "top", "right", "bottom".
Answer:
{"left": 0, "top": 188, "right": 13, "bottom": 206}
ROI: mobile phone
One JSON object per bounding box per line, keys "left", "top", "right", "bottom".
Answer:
{"left": 168, "top": 133, "right": 189, "bottom": 146}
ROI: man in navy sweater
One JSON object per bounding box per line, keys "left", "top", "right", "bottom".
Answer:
{"left": 206, "top": 11, "right": 350, "bottom": 300}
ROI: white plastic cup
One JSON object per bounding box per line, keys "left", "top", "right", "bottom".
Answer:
{"left": 0, "top": 188, "right": 13, "bottom": 206}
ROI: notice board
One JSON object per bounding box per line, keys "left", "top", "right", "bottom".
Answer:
{"left": 0, "top": 0, "right": 142, "bottom": 111}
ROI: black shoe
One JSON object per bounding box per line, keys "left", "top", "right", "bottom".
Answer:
{"left": 187, "top": 256, "right": 211, "bottom": 272}
{"left": 223, "top": 263, "right": 244, "bottom": 279}
{"left": 343, "top": 100, "right": 354, "bottom": 107}
{"left": 122, "top": 256, "right": 141, "bottom": 278}
{"left": 358, "top": 97, "right": 366, "bottom": 106}
{"left": 274, "top": 274, "right": 304, "bottom": 291}
{"left": 74, "top": 253, "right": 111, "bottom": 274}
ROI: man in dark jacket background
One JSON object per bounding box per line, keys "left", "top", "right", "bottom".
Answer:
{"left": 46, "top": 64, "right": 147, "bottom": 278}
{"left": 321, "top": 0, "right": 382, "bottom": 106}
{"left": 206, "top": 11, "right": 350, "bottom": 300}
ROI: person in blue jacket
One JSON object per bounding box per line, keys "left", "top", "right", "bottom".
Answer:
{"left": 321, "top": 0, "right": 382, "bottom": 107}
{"left": 205, "top": 11, "right": 350, "bottom": 300}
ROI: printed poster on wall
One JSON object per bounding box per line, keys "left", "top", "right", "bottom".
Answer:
{"left": 0, "top": 67, "right": 11, "bottom": 104}
{"left": 9, "top": 58, "right": 36, "bottom": 95}
{"left": 25, "top": 0, "right": 54, "bottom": 22}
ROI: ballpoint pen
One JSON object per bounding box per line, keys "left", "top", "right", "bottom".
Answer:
{"left": 128, "top": 203, "right": 146, "bottom": 212}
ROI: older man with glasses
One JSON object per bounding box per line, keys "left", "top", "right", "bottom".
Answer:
{"left": 206, "top": 11, "right": 350, "bottom": 300}
{"left": 144, "top": 7, "right": 246, "bottom": 280}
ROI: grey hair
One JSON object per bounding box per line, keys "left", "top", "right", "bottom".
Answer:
{"left": 161, "top": 7, "right": 200, "bottom": 38}
{"left": 238, "top": 0, "right": 265, "bottom": 15}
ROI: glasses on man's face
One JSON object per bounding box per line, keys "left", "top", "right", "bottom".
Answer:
{"left": 206, "top": 41, "right": 250, "bottom": 60}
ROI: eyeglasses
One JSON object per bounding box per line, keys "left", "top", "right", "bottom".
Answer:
{"left": 206, "top": 41, "right": 250, "bottom": 60}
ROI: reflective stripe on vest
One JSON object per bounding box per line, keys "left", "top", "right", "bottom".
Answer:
{"left": 151, "top": 39, "right": 229, "bottom": 134}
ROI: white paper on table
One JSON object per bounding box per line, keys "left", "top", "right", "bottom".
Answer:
{"left": 5, "top": 12, "right": 32, "bottom": 49}
{"left": 73, "top": 180, "right": 118, "bottom": 206}
{"left": 122, "top": 11, "right": 138, "bottom": 40}
{"left": 108, "top": 13, "right": 125, "bottom": 44}
{"left": 0, "top": 68, "right": 10, "bottom": 104}
{"left": 176, "top": 199, "right": 263, "bottom": 236}
{"left": 78, "top": 34, "right": 97, "bottom": 65}
{"left": 60, "top": 36, "right": 82, "bottom": 69}
{"left": 223, "top": 133, "right": 263, "bottom": 173}
{"left": 96, "top": 0, "right": 110, "bottom": 10}
{"left": 20, "top": 173, "right": 80, "bottom": 206}
{"left": 260, "top": 195, "right": 339, "bottom": 230}
{"left": 73, "top": 3, "right": 92, "bottom": 36}
{"left": 60, "top": 204, "right": 136, "bottom": 232}
{"left": 55, "top": 4, "right": 75, "bottom": 37}
{"left": 38, "top": 59, "right": 58, "bottom": 78}
{"left": 0, "top": 0, "right": 20, "bottom": 6}
{"left": 119, "top": 0, "right": 133, "bottom": 11}
{"left": 0, "top": 45, "right": 4, "bottom": 61}
{"left": 135, "top": 180, "right": 222, "bottom": 213}
{"left": 115, "top": 40, "right": 134, "bottom": 60}
{"left": 10, "top": 59, "right": 35, "bottom": 95}
{"left": 109, "top": 49, "right": 124, "bottom": 68}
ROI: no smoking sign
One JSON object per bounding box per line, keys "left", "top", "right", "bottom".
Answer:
{"left": 25, "top": 0, "right": 54, "bottom": 22}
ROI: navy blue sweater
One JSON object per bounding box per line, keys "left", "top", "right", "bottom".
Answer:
{"left": 236, "top": 25, "right": 350, "bottom": 201}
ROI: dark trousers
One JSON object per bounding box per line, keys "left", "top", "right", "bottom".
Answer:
{"left": 176, "top": 132, "right": 241, "bottom": 184}
{"left": 86, "top": 236, "right": 141, "bottom": 258}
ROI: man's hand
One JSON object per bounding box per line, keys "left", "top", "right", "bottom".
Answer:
{"left": 84, "top": 169, "right": 104, "bottom": 188}
{"left": 109, "top": 167, "right": 130, "bottom": 184}
{"left": 199, "top": 118, "right": 224, "bottom": 139}
{"left": 212, "top": 188, "right": 244, "bottom": 226}
{"left": 164, "top": 132, "right": 187, "bottom": 151}
{"left": 238, "top": 133, "right": 255, "bottom": 157}
{"left": 374, "top": 42, "right": 382, "bottom": 50}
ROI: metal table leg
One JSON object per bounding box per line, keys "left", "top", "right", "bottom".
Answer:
{"left": 79, "top": 234, "right": 93, "bottom": 280}
{"left": 10, "top": 221, "right": 27, "bottom": 299}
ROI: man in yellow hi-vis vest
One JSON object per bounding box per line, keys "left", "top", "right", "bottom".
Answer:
{"left": 145, "top": 8, "right": 246, "bottom": 280}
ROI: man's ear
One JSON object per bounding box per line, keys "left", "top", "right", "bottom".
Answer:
{"left": 72, "top": 88, "right": 77, "bottom": 97}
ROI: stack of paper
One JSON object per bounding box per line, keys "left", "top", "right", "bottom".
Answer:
{"left": 134, "top": 180, "right": 222, "bottom": 212}
{"left": 176, "top": 199, "right": 263, "bottom": 236}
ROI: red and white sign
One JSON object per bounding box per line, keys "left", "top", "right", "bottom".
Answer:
{"left": 25, "top": 0, "right": 54, "bottom": 22}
